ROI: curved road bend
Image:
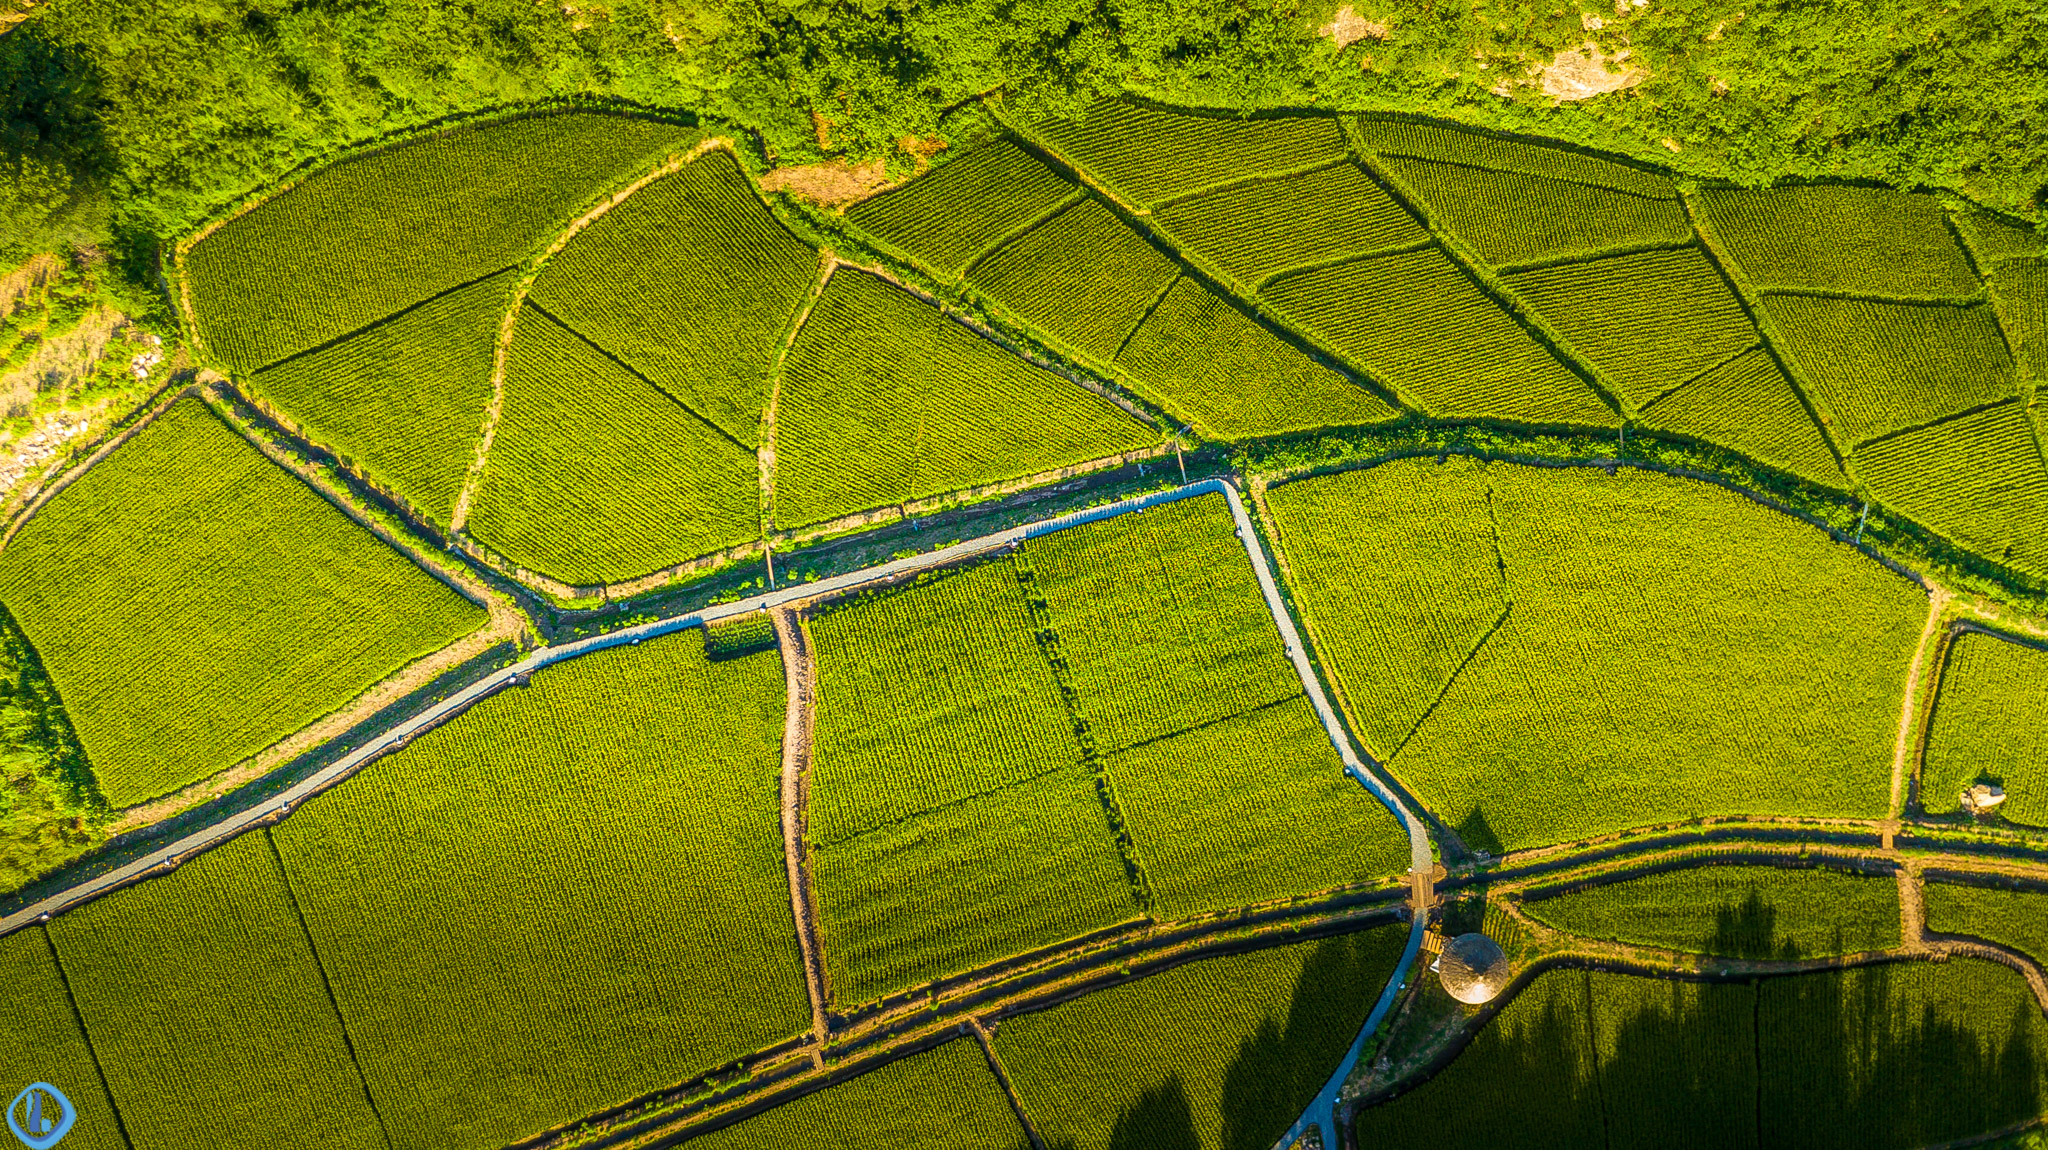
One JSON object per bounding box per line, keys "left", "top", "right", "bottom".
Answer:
{"left": 0, "top": 475, "right": 1435, "bottom": 1148}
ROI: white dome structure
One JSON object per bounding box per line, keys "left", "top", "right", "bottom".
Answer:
{"left": 1438, "top": 932, "right": 1510, "bottom": 1005}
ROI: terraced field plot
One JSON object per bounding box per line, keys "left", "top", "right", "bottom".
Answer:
{"left": 1923, "top": 883, "right": 2048, "bottom": 969}
{"left": 1523, "top": 864, "right": 1902, "bottom": 957}
{"left": 0, "top": 930, "right": 130, "bottom": 1150}
{"left": 1264, "top": 459, "right": 1926, "bottom": 851}
{"left": 1696, "top": 184, "right": 1981, "bottom": 298}
{"left": 1854, "top": 400, "right": 2048, "bottom": 579}
{"left": 1034, "top": 102, "right": 1348, "bottom": 206}
{"left": 186, "top": 110, "right": 696, "bottom": 373}
{"left": 1922, "top": 630, "right": 2048, "bottom": 825}
{"left": 773, "top": 270, "right": 1157, "bottom": 528}
{"left": 271, "top": 636, "right": 808, "bottom": 1150}
{"left": 0, "top": 398, "right": 485, "bottom": 806}
{"left": 679, "top": 1039, "right": 1029, "bottom": 1149}
{"left": 848, "top": 138, "right": 1076, "bottom": 276}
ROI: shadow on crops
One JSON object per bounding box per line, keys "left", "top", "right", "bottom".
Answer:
{"left": 1079, "top": 930, "right": 1400, "bottom": 1150}
{"left": 1453, "top": 806, "right": 1503, "bottom": 859}
{"left": 1352, "top": 961, "right": 2043, "bottom": 1150}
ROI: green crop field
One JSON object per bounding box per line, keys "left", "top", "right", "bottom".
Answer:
{"left": 466, "top": 305, "right": 761, "bottom": 584}
{"left": 1024, "top": 495, "right": 1302, "bottom": 754}
{"left": 808, "top": 558, "right": 1079, "bottom": 843}
{"left": 1521, "top": 864, "right": 1901, "bottom": 957}
{"left": 187, "top": 111, "right": 696, "bottom": 374}
{"left": 1105, "top": 697, "right": 1410, "bottom": 917}
{"left": 681, "top": 1038, "right": 1029, "bottom": 1149}
{"left": 526, "top": 149, "right": 818, "bottom": 444}
{"left": 1354, "top": 120, "right": 1677, "bottom": 198}
{"left": 1116, "top": 276, "right": 1398, "bottom": 439}
{"left": 249, "top": 267, "right": 512, "bottom": 522}
{"left": 1374, "top": 156, "right": 1690, "bottom": 268}
{"left": 1262, "top": 247, "right": 1615, "bottom": 426}
{"left": 1923, "top": 883, "right": 2048, "bottom": 968}
{"left": 811, "top": 763, "right": 1138, "bottom": 1005}
{"left": 1501, "top": 246, "right": 1758, "bottom": 408}
{"left": 1988, "top": 257, "right": 2047, "bottom": 378}
{"left": 996, "top": 927, "right": 1405, "bottom": 1150}
{"left": 1923, "top": 631, "right": 2048, "bottom": 825}
{"left": 1638, "top": 346, "right": 1845, "bottom": 487}
{"left": 0, "top": 398, "right": 485, "bottom": 807}
{"left": 773, "top": 270, "right": 1157, "bottom": 528}
{"left": 1034, "top": 102, "right": 1348, "bottom": 206}
{"left": 1956, "top": 210, "right": 2048, "bottom": 265}
{"left": 1854, "top": 400, "right": 2048, "bottom": 579}
{"left": 1265, "top": 458, "right": 1926, "bottom": 852}
{"left": 1025, "top": 494, "right": 1408, "bottom": 915}
{"left": 271, "top": 635, "right": 808, "bottom": 1150}
{"left": 966, "top": 196, "right": 1180, "bottom": 364}
{"left": 0, "top": 930, "right": 127, "bottom": 1150}
{"left": 1696, "top": 185, "right": 1981, "bottom": 298}
{"left": 1153, "top": 161, "right": 1428, "bottom": 288}
{"left": 1356, "top": 960, "right": 2047, "bottom": 1149}
{"left": 1766, "top": 295, "right": 2015, "bottom": 446}
{"left": 49, "top": 832, "right": 383, "bottom": 1150}
{"left": 847, "top": 138, "right": 1077, "bottom": 276}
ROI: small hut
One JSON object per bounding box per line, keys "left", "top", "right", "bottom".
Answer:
{"left": 1436, "top": 933, "right": 1510, "bottom": 1005}
{"left": 1961, "top": 783, "right": 2008, "bottom": 817}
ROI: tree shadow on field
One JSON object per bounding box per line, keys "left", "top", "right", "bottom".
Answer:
{"left": 1352, "top": 960, "right": 2045, "bottom": 1150}
{"left": 1452, "top": 806, "right": 1503, "bottom": 859}
{"left": 1104, "top": 1078, "right": 1199, "bottom": 1150}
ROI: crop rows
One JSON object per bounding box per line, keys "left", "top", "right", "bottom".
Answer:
{"left": 1263, "top": 247, "right": 1615, "bottom": 426}
{"left": 1154, "top": 161, "right": 1428, "bottom": 288}
{"left": 1355, "top": 119, "right": 1677, "bottom": 198}
{"left": 966, "top": 197, "right": 1179, "bottom": 364}
{"left": 1768, "top": 295, "right": 2015, "bottom": 446}
{"left": 1697, "top": 185, "right": 1980, "bottom": 298}
{"left": 49, "top": 833, "right": 382, "bottom": 1150}
{"left": 1522, "top": 864, "right": 1902, "bottom": 957}
{"left": 997, "top": 928, "right": 1405, "bottom": 1150}
{"left": 1261, "top": 455, "right": 1511, "bottom": 760}
{"left": 1502, "top": 246, "right": 1758, "bottom": 408}
{"left": 0, "top": 398, "right": 485, "bottom": 807}
{"left": 187, "top": 111, "right": 696, "bottom": 373}
{"left": 1375, "top": 156, "right": 1692, "bottom": 268}
{"left": 680, "top": 1038, "right": 1029, "bottom": 1149}
{"left": 270, "top": 636, "right": 809, "bottom": 1150}
{"left": 0, "top": 932, "right": 125, "bottom": 1150}
{"left": 1922, "top": 631, "right": 2048, "bottom": 825}
{"left": 808, "top": 558, "right": 1079, "bottom": 843}
{"left": 1356, "top": 960, "right": 2048, "bottom": 1149}
{"left": 527, "top": 150, "right": 818, "bottom": 444}
{"left": 1638, "top": 347, "right": 1844, "bottom": 487}
{"left": 846, "top": 138, "right": 1077, "bottom": 276}
{"left": 1954, "top": 209, "right": 2047, "bottom": 265}
{"left": 1853, "top": 400, "right": 2048, "bottom": 579}
{"left": 1035, "top": 101, "right": 1347, "bottom": 206}
{"left": 1116, "top": 276, "right": 1395, "bottom": 439}
{"left": 252, "top": 267, "right": 513, "bottom": 523}
{"left": 1988, "top": 256, "right": 2047, "bottom": 378}
{"left": 468, "top": 306, "right": 760, "bottom": 585}
{"left": 1268, "top": 458, "right": 1925, "bottom": 852}
{"left": 1924, "top": 883, "right": 2048, "bottom": 970}
{"left": 772, "top": 270, "right": 1157, "bottom": 529}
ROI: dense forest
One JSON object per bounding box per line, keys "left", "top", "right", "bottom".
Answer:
{"left": 1, "top": 0, "right": 2044, "bottom": 305}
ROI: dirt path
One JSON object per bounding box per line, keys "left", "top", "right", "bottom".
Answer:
{"left": 758, "top": 254, "right": 838, "bottom": 535}
{"left": 772, "top": 607, "right": 831, "bottom": 1066}
{"left": 969, "top": 1017, "right": 1048, "bottom": 1150}
{"left": 1890, "top": 584, "right": 1955, "bottom": 820}
{"left": 1897, "top": 862, "right": 1928, "bottom": 952}
{"left": 450, "top": 136, "right": 732, "bottom": 533}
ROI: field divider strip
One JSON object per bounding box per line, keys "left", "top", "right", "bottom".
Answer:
{"left": 968, "top": 1017, "right": 1048, "bottom": 1150}
{"left": 771, "top": 607, "right": 832, "bottom": 1057}
{"left": 1890, "top": 584, "right": 1955, "bottom": 821}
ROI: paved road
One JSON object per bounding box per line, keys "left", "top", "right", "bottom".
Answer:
{"left": 0, "top": 474, "right": 1434, "bottom": 1150}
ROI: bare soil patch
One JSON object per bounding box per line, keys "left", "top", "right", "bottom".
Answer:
{"left": 1539, "top": 41, "right": 1648, "bottom": 100}
{"left": 1320, "top": 5, "right": 1390, "bottom": 50}
{"left": 759, "top": 160, "right": 891, "bottom": 208}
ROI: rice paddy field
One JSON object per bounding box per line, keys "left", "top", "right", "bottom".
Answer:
{"left": 1263, "top": 458, "right": 1927, "bottom": 851}
{"left": 1521, "top": 864, "right": 1902, "bottom": 957}
{"left": 0, "top": 397, "right": 485, "bottom": 806}
{"left": 1354, "top": 959, "right": 2048, "bottom": 1150}
{"left": 12, "top": 93, "right": 2048, "bottom": 1150}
